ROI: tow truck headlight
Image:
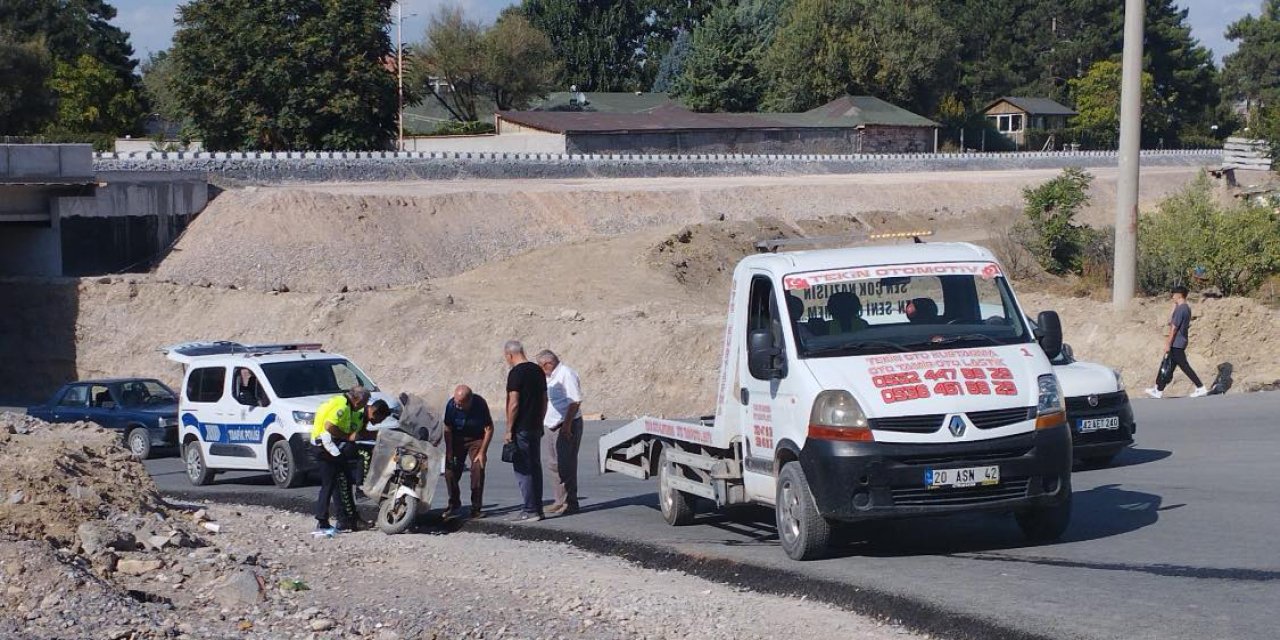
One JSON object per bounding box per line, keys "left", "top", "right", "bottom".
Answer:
{"left": 808, "top": 390, "right": 873, "bottom": 442}
{"left": 397, "top": 454, "right": 419, "bottom": 472}
{"left": 292, "top": 411, "right": 316, "bottom": 425}
{"left": 1035, "top": 374, "right": 1066, "bottom": 430}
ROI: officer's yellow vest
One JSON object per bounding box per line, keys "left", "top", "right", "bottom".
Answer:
{"left": 310, "top": 395, "right": 355, "bottom": 441}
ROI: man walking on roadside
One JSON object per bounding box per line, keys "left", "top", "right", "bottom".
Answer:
{"left": 504, "top": 340, "right": 547, "bottom": 521}
{"left": 1146, "top": 286, "right": 1208, "bottom": 399}
{"left": 442, "top": 385, "right": 494, "bottom": 519}
{"left": 537, "top": 350, "right": 583, "bottom": 516}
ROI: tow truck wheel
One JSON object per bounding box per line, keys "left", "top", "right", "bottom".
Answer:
{"left": 184, "top": 442, "right": 214, "bottom": 486}
{"left": 657, "top": 447, "right": 695, "bottom": 526}
{"left": 1016, "top": 478, "right": 1072, "bottom": 543}
{"left": 776, "top": 462, "right": 831, "bottom": 561}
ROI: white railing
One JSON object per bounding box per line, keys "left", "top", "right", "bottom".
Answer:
{"left": 93, "top": 149, "right": 1223, "bottom": 163}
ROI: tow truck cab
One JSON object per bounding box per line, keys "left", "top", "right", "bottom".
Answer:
{"left": 599, "top": 241, "right": 1073, "bottom": 560}
{"left": 163, "top": 342, "right": 397, "bottom": 489}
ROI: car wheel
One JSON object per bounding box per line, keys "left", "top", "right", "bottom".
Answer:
{"left": 1016, "top": 478, "right": 1072, "bottom": 543}
{"left": 270, "top": 439, "right": 304, "bottom": 488}
{"left": 776, "top": 462, "right": 832, "bottom": 561}
{"left": 127, "top": 428, "right": 152, "bottom": 460}
{"left": 184, "top": 441, "right": 214, "bottom": 486}
{"left": 657, "top": 446, "right": 695, "bottom": 526}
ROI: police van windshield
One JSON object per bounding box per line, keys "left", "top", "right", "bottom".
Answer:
{"left": 259, "top": 359, "right": 375, "bottom": 399}
{"left": 782, "top": 261, "right": 1031, "bottom": 358}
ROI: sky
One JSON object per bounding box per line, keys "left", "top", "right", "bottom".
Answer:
{"left": 115, "top": 0, "right": 1264, "bottom": 64}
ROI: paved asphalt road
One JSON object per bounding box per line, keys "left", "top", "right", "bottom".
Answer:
{"left": 145, "top": 393, "right": 1280, "bottom": 640}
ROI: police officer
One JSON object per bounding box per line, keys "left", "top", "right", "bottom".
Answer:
{"left": 311, "top": 386, "right": 382, "bottom": 533}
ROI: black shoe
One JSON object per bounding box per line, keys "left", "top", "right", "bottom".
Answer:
{"left": 335, "top": 520, "right": 356, "bottom": 532}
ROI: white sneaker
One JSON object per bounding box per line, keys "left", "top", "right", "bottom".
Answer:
{"left": 1144, "top": 387, "right": 1163, "bottom": 399}
{"left": 1190, "top": 387, "right": 1209, "bottom": 398}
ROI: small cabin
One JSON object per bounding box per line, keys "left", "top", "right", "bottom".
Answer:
{"left": 983, "top": 97, "right": 1077, "bottom": 146}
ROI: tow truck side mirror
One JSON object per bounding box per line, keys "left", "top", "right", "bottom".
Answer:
{"left": 748, "top": 329, "right": 783, "bottom": 380}
{"left": 1037, "top": 310, "right": 1063, "bottom": 361}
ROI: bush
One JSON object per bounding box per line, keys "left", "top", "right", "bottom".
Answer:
{"left": 1137, "top": 173, "right": 1280, "bottom": 296}
{"left": 1021, "top": 168, "right": 1093, "bottom": 275}
{"left": 414, "top": 120, "right": 496, "bottom": 137}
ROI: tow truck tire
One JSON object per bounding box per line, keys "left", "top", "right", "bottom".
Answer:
{"left": 776, "top": 462, "right": 832, "bottom": 561}
{"left": 270, "top": 439, "right": 305, "bottom": 488}
{"left": 184, "top": 442, "right": 215, "bottom": 486}
{"left": 1016, "top": 479, "right": 1072, "bottom": 543}
{"left": 657, "top": 447, "right": 695, "bottom": 526}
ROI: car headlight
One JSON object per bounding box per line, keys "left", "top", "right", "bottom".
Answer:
{"left": 292, "top": 411, "right": 316, "bottom": 425}
{"left": 808, "top": 390, "right": 872, "bottom": 442}
{"left": 397, "top": 454, "right": 420, "bottom": 472}
{"left": 158, "top": 417, "right": 177, "bottom": 428}
{"left": 1035, "top": 374, "right": 1066, "bottom": 429}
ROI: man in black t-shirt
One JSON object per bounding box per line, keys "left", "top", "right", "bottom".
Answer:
{"left": 442, "top": 385, "right": 494, "bottom": 519}
{"left": 504, "top": 339, "right": 548, "bottom": 521}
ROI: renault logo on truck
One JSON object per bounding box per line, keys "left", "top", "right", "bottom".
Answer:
{"left": 947, "top": 415, "right": 966, "bottom": 437}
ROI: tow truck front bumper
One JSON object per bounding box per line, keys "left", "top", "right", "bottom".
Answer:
{"left": 799, "top": 425, "right": 1072, "bottom": 523}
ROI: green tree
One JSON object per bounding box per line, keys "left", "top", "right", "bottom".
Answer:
{"left": 46, "top": 53, "right": 141, "bottom": 136}
{"left": 140, "top": 51, "right": 184, "bottom": 127}
{"left": 0, "top": 32, "right": 55, "bottom": 134}
{"left": 414, "top": 5, "right": 485, "bottom": 122}
{"left": 518, "top": 0, "right": 647, "bottom": 91}
{"left": 760, "top": 0, "right": 957, "bottom": 114}
{"left": 1223, "top": 0, "right": 1280, "bottom": 111}
{"left": 1068, "top": 60, "right": 1160, "bottom": 147}
{"left": 671, "top": 3, "right": 764, "bottom": 112}
{"left": 651, "top": 29, "right": 690, "bottom": 93}
{"left": 482, "top": 13, "right": 559, "bottom": 111}
{"left": 170, "top": 0, "right": 398, "bottom": 151}
{"left": 1021, "top": 167, "right": 1093, "bottom": 275}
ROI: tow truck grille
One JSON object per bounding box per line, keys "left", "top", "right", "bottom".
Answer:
{"left": 869, "top": 406, "right": 1035, "bottom": 434}
{"left": 1065, "top": 392, "right": 1127, "bottom": 413}
{"left": 891, "top": 478, "right": 1031, "bottom": 506}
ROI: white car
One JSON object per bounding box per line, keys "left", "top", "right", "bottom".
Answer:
{"left": 163, "top": 342, "right": 397, "bottom": 488}
{"left": 1051, "top": 343, "right": 1136, "bottom": 466}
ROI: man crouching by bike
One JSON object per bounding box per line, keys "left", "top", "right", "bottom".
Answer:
{"left": 311, "top": 386, "right": 389, "bottom": 534}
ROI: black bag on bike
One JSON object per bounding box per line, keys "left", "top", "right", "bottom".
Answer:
{"left": 1156, "top": 352, "right": 1175, "bottom": 387}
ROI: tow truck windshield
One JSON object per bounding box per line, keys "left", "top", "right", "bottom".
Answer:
{"left": 782, "top": 262, "right": 1032, "bottom": 358}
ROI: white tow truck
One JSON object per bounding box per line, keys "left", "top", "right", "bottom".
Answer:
{"left": 598, "top": 238, "right": 1074, "bottom": 560}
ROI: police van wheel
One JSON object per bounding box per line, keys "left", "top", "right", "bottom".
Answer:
{"left": 184, "top": 442, "right": 214, "bottom": 486}
{"left": 657, "top": 447, "right": 695, "bottom": 526}
{"left": 270, "top": 440, "right": 304, "bottom": 489}
{"left": 776, "top": 462, "right": 832, "bottom": 561}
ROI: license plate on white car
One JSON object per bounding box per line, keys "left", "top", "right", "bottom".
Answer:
{"left": 924, "top": 466, "right": 999, "bottom": 489}
{"left": 1077, "top": 416, "right": 1121, "bottom": 433}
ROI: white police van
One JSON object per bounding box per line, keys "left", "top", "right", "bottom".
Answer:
{"left": 163, "top": 342, "right": 396, "bottom": 488}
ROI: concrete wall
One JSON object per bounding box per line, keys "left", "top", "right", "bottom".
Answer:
{"left": 861, "top": 126, "right": 934, "bottom": 153}
{"left": 402, "top": 133, "right": 566, "bottom": 153}
{"left": 114, "top": 138, "right": 204, "bottom": 154}
{"left": 0, "top": 144, "right": 93, "bottom": 181}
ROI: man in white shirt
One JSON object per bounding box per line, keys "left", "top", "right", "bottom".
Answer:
{"left": 536, "top": 350, "right": 583, "bottom": 515}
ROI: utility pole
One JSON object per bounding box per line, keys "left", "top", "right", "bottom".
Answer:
{"left": 397, "top": 1, "right": 405, "bottom": 152}
{"left": 1113, "top": 0, "right": 1144, "bottom": 307}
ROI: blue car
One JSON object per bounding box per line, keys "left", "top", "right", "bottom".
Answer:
{"left": 28, "top": 378, "right": 180, "bottom": 459}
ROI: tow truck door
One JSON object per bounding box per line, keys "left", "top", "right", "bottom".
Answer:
{"left": 739, "top": 273, "right": 793, "bottom": 476}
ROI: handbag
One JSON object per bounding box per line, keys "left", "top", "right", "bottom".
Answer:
{"left": 1156, "top": 352, "right": 1175, "bottom": 387}
{"left": 501, "top": 441, "right": 517, "bottom": 464}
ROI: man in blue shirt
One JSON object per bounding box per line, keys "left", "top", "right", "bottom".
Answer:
{"left": 1146, "top": 286, "right": 1208, "bottom": 399}
{"left": 442, "top": 385, "right": 494, "bottom": 519}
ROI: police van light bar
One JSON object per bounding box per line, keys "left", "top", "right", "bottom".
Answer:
{"left": 755, "top": 230, "right": 934, "bottom": 253}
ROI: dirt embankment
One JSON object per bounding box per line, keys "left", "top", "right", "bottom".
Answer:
{"left": 155, "top": 167, "right": 1202, "bottom": 292}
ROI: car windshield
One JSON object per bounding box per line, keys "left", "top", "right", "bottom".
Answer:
{"left": 259, "top": 359, "right": 375, "bottom": 399}
{"left": 117, "top": 380, "right": 177, "bottom": 407}
{"left": 783, "top": 261, "right": 1031, "bottom": 358}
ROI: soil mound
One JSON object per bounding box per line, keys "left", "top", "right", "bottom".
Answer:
{"left": 0, "top": 413, "right": 166, "bottom": 545}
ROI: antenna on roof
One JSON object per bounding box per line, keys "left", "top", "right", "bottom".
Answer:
{"left": 754, "top": 230, "right": 934, "bottom": 253}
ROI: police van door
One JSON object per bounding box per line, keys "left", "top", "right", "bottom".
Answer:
{"left": 228, "top": 366, "right": 276, "bottom": 469}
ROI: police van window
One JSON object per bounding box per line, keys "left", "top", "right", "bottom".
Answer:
{"left": 233, "top": 367, "right": 269, "bottom": 407}
{"left": 186, "top": 367, "right": 226, "bottom": 404}
{"left": 59, "top": 385, "right": 90, "bottom": 407}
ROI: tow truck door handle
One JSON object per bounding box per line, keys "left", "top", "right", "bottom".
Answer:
{"left": 740, "top": 387, "right": 749, "bottom": 405}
